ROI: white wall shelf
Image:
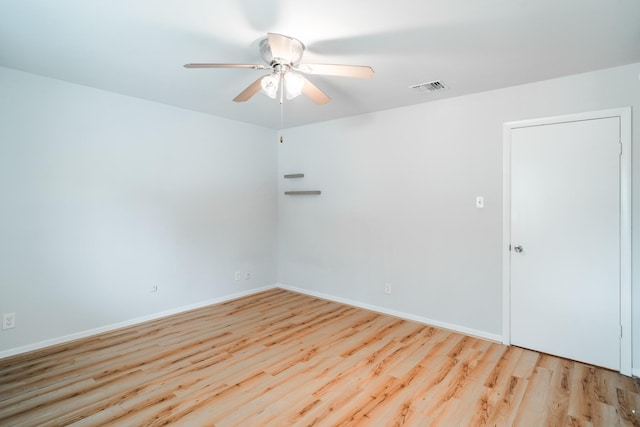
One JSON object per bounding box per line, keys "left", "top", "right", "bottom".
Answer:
{"left": 284, "top": 191, "right": 321, "bottom": 195}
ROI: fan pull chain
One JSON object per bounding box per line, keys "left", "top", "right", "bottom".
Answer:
{"left": 279, "top": 71, "right": 284, "bottom": 141}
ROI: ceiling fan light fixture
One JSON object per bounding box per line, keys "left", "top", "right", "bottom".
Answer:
{"left": 284, "top": 72, "right": 304, "bottom": 100}
{"left": 186, "top": 33, "right": 372, "bottom": 105}
{"left": 261, "top": 73, "right": 279, "bottom": 99}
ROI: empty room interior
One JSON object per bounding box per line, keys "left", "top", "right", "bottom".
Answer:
{"left": 1, "top": 1, "right": 640, "bottom": 425}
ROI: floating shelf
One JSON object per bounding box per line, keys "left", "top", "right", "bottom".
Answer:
{"left": 284, "top": 173, "right": 304, "bottom": 178}
{"left": 284, "top": 191, "right": 321, "bottom": 196}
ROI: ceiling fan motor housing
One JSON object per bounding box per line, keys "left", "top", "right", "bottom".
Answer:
{"left": 260, "top": 35, "right": 305, "bottom": 67}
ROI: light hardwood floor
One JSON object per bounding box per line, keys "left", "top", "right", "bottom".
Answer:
{"left": 1, "top": 288, "right": 639, "bottom": 426}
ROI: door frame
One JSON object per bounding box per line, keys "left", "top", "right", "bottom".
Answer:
{"left": 502, "top": 107, "right": 632, "bottom": 376}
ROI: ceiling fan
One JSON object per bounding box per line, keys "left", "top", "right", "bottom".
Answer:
{"left": 184, "top": 33, "right": 374, "bottom": 105}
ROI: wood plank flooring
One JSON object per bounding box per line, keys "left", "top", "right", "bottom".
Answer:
{"left": 1, "top": 288, "right": 639, "bottom": 426}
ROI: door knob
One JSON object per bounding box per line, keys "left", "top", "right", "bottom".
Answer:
{"left": 513, "top": 245, "right": 523, "bottom": 253}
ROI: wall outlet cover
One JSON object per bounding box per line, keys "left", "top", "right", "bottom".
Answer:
{"left": 3, "top": 313, "right": 16, "bottom": 330}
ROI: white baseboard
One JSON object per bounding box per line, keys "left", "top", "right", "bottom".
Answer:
{"left": 0, "top": 285, "right": 278, "bottom": 360}
{"left": 633, "top": 368, "right": 640, "bottom": 378}
{"left": 277, "top": 284, "right": 503, "bottom": 343}
{"left": 4, "top": 283, "right": 632, "bottom": 374}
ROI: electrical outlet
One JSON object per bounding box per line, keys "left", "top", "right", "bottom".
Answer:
{"left": 151, "top": 285, "right": 158, "bottom": 293}
{"left": 245, "top": 271, "right": 251, "bottom": 280}
{"left": 2, "top": 313, "right": 16, "bottom": 330}
{"left": 384, "top": 283, "right": 392, "bottom": 295}
{"left": 235, "top": 271, "right": 242, "bottom": 281}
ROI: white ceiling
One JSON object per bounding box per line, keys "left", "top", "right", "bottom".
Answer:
{"left": 1, "top": 0, "right": 639, "bottom": 129}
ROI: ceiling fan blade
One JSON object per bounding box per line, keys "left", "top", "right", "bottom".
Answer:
{"left": 233, "top": 77, "right": 265, "bottom": 102}
{"left": 267, "top": 33, "right": 294, "bottom": 59}
{"left": 296, "top": 63, "right": 374, "bottom": 78}
{"left": 301, "top": 76, "right": 330, "bottom": 105}
{"left": 184, "top": 63, "right": 267, "bottom": 70}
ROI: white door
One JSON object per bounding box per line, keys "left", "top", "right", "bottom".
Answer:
{"left": 509, "top": 116, "right": 621, "bottom": 370}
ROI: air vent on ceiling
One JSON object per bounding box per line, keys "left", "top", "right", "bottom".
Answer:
{"left": 410, "top": 80, "right": 448, "bottom": 94}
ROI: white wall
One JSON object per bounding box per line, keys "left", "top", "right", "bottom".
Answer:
{"left": 2, "top": 63, "right": 638, "bottom": 373}
{"left": 278, "top": 63, "right": 640, "bottom": 367}
{"left": 0, "top": 67, "right": 278, "bottom": 353}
